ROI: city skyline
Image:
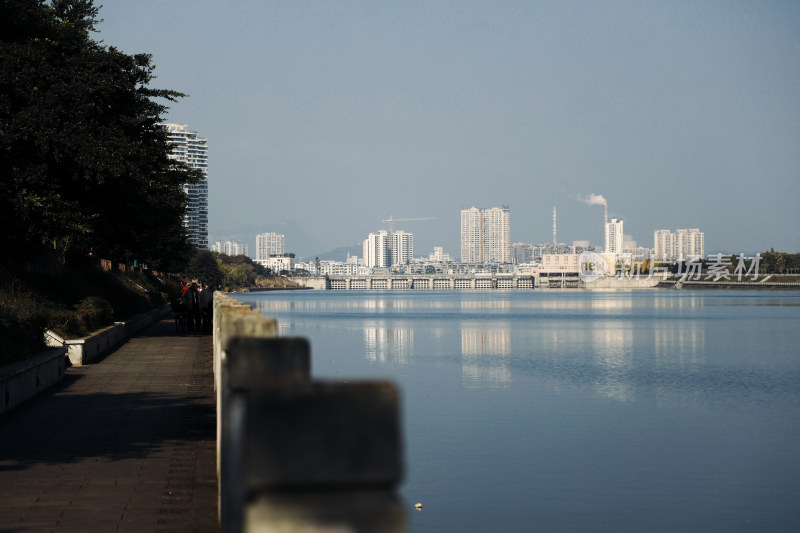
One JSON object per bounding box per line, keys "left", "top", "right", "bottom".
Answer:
{"left": 99, "top": 2, "right": 800, "bottom": 257}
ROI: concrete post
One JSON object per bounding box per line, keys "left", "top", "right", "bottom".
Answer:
{"left": 222, "top": 337, "right": 311, "bottom": 532}
{"left": 242, "top": 380, "right": 403, "bottom": 491}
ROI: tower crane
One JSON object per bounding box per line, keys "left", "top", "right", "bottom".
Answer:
{"left": 381, "top": 216, "right": 434, "bottom": 265}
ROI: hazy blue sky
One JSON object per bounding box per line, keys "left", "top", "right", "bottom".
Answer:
{"left": 98, "top": 0, "right": 800, "bottom": 258}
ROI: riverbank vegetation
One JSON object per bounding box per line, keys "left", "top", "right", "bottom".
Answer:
{"left": 617, "top": 251, "right": 800, "bottom": 278}
{"left": 0, "top": 266, "right": 181, "bottom": 366}
{"left": 759, "top": 251, "right": 800, "bottom": 274}
{"left": 190, "top": 251, "right": 301, "bottom": 292}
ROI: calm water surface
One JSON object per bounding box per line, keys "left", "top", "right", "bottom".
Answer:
{"left": 235, "top": 289, "right": 800, "bottom": 532}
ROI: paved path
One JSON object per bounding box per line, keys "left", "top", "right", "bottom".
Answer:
{"left": 0, "top": 319, "right": 217, "bottom": 532}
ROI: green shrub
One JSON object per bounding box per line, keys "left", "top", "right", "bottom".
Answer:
{"left": 2, "top": 268, "right": 180, "bottom": 355}
{"left": 74, "top": 296, "right": 114, "bottom": 332}
{"left": 46, "top": 309, "right": 83, "bottom": 338}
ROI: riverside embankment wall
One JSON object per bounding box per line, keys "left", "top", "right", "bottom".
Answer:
{"left": 0, "top": 347, "right": 66, "bottom": 416}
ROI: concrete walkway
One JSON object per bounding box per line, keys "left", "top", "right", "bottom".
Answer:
{"left": 0, "top": 319, "right": 217, "bottom": 532}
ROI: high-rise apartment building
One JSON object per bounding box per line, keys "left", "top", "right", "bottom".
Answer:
{"left": 362, "top": 230, "right": 414, "bottom": 267}
{"left": 461, "top": 207, "right": 483, "bottom": 263}
{"left": 654, "top": 228, "right": 704, "bottom": 261}
{"left": 256, "top": 232, "right": 285, "bottom": 261}
{"left": 460, "top": 206, "right": 510, "bottom": 264}
{"left": 212, "top": 240, "right": 248, "bottom": 257}
{"left": 392, "top": 230, "right": 414, "bottom": 266}
{"left": 654, "top": 230, "right": 672, "bottom": 260}
{"left": 363, "top": 230, "right": 390, "bottom": 268}
{"left": 162, "top": 124, "right": 208, "bottom": 248}
{"left": 605, "top": 218, "right": 623, "bottom": 255}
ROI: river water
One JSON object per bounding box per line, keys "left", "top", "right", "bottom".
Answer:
{"left": 235, "top": 289, "right": 800, "bottom": 532}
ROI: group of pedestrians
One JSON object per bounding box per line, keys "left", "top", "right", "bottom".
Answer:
{"left": 179, "top": 281, "right": 216, "bottom": 333}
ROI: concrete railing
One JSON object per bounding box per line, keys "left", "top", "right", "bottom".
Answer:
{"left": 0, "top": 347, "right": 67, "bottom": 416}
{"left": 3, "top": 304, "right": 170, "bottom": 417}
{"left": 212, "top": 293, "right": 405, "bottom": 532}
{"left": 45, "top": 305, "right": 171, "bottom": 366}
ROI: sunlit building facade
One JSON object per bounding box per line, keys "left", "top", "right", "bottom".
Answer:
{"left": 605, "top": 218, "right": 623, "bottom": 256}
{"left": 654, "top": 228, "right": 704, "bottom": 261}
{"left": 461, "top": 206, "right": 510, "bottom": 264}
{"left": 162, "top": 123, "right": 208, "bottom": 248}
{"left": 392, "top": 230, "right": 414, "bottom": 265}
{"left": 256, "top": 232, "right": 285, "bottom": 261}
{"left": 363, "top": 230, "right": 390, "bottom": 268}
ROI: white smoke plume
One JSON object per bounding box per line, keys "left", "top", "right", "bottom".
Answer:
{"left": 578, "top": 193, "right": 607, "bottom": 206}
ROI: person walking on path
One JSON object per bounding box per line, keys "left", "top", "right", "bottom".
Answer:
{"left": 200, "top": 284, "right": 216, "bottom": 333}
{"left": 182, "top": 282, "right": 202, "bottom": 332}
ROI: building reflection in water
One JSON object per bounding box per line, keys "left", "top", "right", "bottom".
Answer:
{"left": 276, "top": 319, "right": 292, "bottom": 337}
{"left": 461, "top": 326, "right": 512, "bottom": 389}
{"left": 364, "top": 323, "right": 413, "bottom": 366}
{"left": 591, "top": 325, "right": 634, "bottom": 402}
{"left": 460, "top": 299, "right": 511, "bottom": 311}
{"left": 654, "top": 321, "right": 704, "bottom": 369}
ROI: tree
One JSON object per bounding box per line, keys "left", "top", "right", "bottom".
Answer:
{"left": 185, "top": 250, "right": 223, "bottom": 287}
{"left": 214, "top": 252, "right": 273, "bottom": 289}
{"left": 0, "top": 0, "right": 199, "bottom": 269}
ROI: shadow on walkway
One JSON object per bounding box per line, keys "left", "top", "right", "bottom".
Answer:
{"left": 0, "top": 318, "right": 218, "bottom": 532}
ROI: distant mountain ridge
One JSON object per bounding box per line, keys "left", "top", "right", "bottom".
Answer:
{"left": 314, "top": 245, "right": 362, "bottom": 262}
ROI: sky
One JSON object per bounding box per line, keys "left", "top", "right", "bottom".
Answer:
{"left": 97, "top": 0, "right": 800, "bottom": 259}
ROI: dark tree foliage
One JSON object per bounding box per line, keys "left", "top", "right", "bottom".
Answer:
{"left": 0, "top": 0, "right": 200, "bottom": 269}
{"left": 186, "top": 250, "right": 223, "bottom": 287}
{"left": 760, "top": 250, "right": 800, "bottom": 274}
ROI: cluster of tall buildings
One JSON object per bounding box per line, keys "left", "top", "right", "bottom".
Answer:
{"left": 456, "top": 205, "right": 704, "bottom": 267}
{"left": 362, "top": 206, "right": 511, "bottom": 271}
{"left": 159, "top": 124, "right": 707, "bottom": 270}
